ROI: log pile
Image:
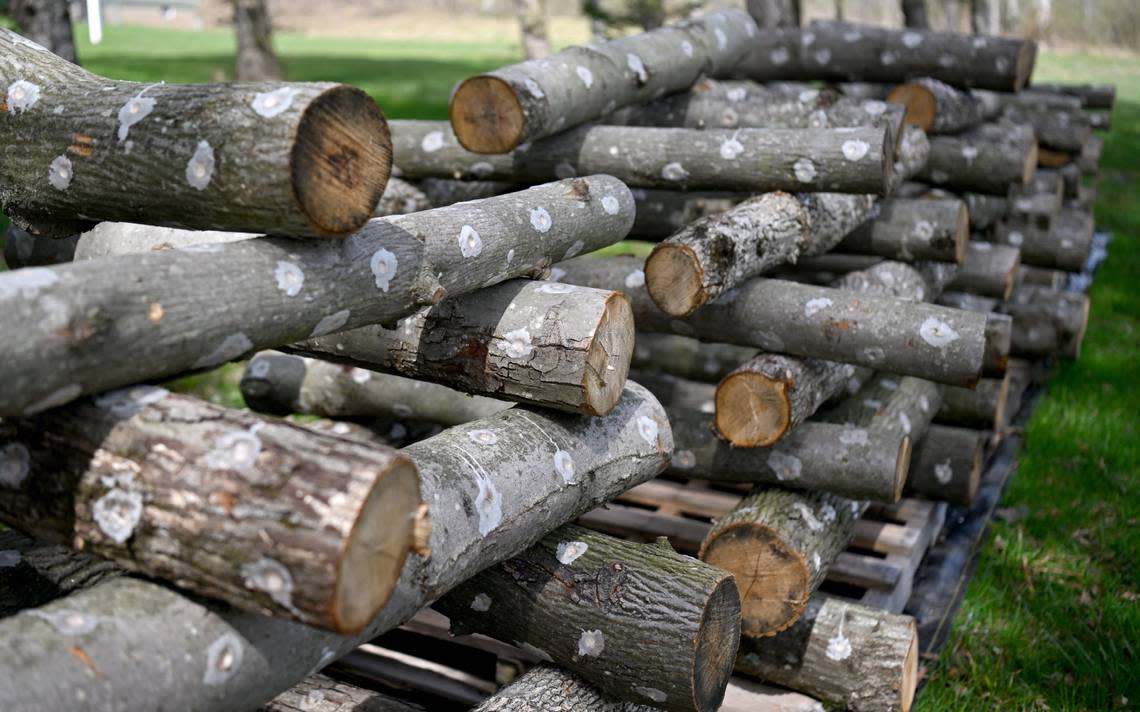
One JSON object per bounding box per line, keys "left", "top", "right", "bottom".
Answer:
{"left": 0, "top": 13, "right": 1112, "bottom": 712}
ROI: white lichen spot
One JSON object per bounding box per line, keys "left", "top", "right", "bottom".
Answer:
{"left": 626, "top": 53, "right": 648, "bottom": 82}
{"left": 719, "top": 137, "right": 744, "bottom": 160}
{"left": 536, "top": 282, "right": 575, "bottom": 295}
{"left": 625, "top": 269, "right": 645, "bottom": 288}
{"left": 770, "top": 46, "right": 790, "bottom": 65}
{"left": 557, "top": 540, "right": 589, "bottom": 565}
{"left": 635, "top": 687, "right": 667, "bottom": 703}
{"left": 672, "top": 449, "right": 696, "bottom": 470}
{"left": 117, "top": 95, "right": 155, "bottom": 141}
{"left": 474, "top": 474, "right": 503, "bottom": 536}
{"left": 274, "top": 261, "right": 304, "bottom": 297}
{"left": 838, "top": 428, "right": 869, "bottom": 446}
{"left": 185, "top": 140, "right": 215, "bottom": 191}
{"left": 0, "top": 443, "right": 31, "bottom": 488}
{"left": 802, "top": 31, "right": 816, "bottom": 45}
{"left": 792, "top": 502, "right": 824, "bottom": 531}
{"left": 29, "top": 608, "right": 97, "bottom": 636}
{"left": 863, "top": 398, "right": 883, "bottom": 410}
{"left": 247, "top": 359, "right": 271, "bottom": 379}
{"left": 555, "top": 162, "right": 577, "bottom": 179}
{"left": 919, "top": 317, "right": 960, "bottom": 347}
{"left": 470, "top": 593, "right": 492, "bottom": 612}
{"left": 813, "top": 48, "right": 832, "bottom": 65}
{"left": 881, "top": 378, "right": 899, "bottom": 391}
{"left": 820, "top": 503, "right": 837, "bottom": 523}
{"left": 899, "top": 412, "right": 912, "bottom": 434}
{"left": 804, "top": 297, "right": 833, "bottom": 317}
{"left": 844, "top": 30, "right": 862, "bottom": 42}
{"left": 241, "top": 557, "right": 295, "bottom": 608}
{"left": 506, "top": 248, "right": 515, "bottom": 264}
{"left": 369, "top": 248, "right": 398, "bottom": 292}
{"left": 563, "top": 239, "right": 585, "bottom": 259}
{"left": 726, "top": 86, "right": 747, "bottom": 103}
{"left": 700, "top": 400, "right": 715, "bottom": 414}
{"left": 935, "top": 460, "right": 953, "bottom": 484}
{"left": 902, "top": 31, "right": 924, "bottom": 48}
{"left": 973, "top": 36, "right": 988, "bottom": 48}
{"left": 92, "top": 489, "right": 144, "bottom": 545}
{"left": 49, "top": 155, "right": 73, "bottom": 191}
{"left": 681, "top": 39, "right": 694, "bottom": 57}
{"left": 500, "top": 327, "right": 533, "bottom": 359}
{"left": 996, "top": 56, "right": 1010, "bottom": 73}
{"left": 1007, "top": 230, "right": 1024, "bottom": 246}
{"left": 553, "top": 449, "right": 576, "bottom": 483}
{"left": 1061, "top": 238, "right": 1075, "bottom": 249}
{"left": 203, "top": 633, "right": 245, "bottom": 686}
{"left": 421, "top": 130, "right": 445, "bottom": 153}
{"left": 529, "top": 206, "right": 552, "bottom": 233}
{"left": 714, "top": 27, "right": 728, "bottom": 50}
{"left": 919, "top": 395, "right": 930, "bottom": 413}
{"left": 842, "top": 139, "right": 870, "bottom": 161}
{"left": 349, "top": 368, "right": 371, "bottom": 385}
{"left": 470, "top": 161, "right": 495, "bottom": 178}
{"left": 812, "top": 552, "right": 822, "bottom": 571}
{"left": 938, "top": 53, "right": 956, "bottom": 68}
{"left": 913, "top": 219, "right": 935, "bottom": 242}
{"left": 523, "top": 77, "right": 544, "bottom": 99}
{"left": 467, "top": 429, "right": 499, "bottom": 446}
{"left": 575, "top": 65, "right": 594, "bottom": 88}
{"left": 0, "top": 550, "right": 20, "bottom": 568}
{"left": 863, "top": 100, "right": 888, "bottom": 116}
{"left": 636, "top": 415, "right": 659, "bottom": 446}
{"left": 880, "top": 50, "right": 898, "bottom": 65}
{"left": 662, "top": 162, "right": 689, "bottom": 182}
{"left": 251, "top": 87, "right": 299, "bottom": 118}
{"left": 205, "top": 429, "right": 262, "bottom": 471}
{"left": 6, "top": 79, "right": 41, "bottom": 114}
{"left": 826, "top": 629, "right": 852, "bottom": 661}
{"left": 577, "top": 629, "right": 604, "bottom": 656}
{"left": 794, "top": 157, "right": 817, "bottom": 183}
{"left": 767, "top": 450, "right": 802, "bottom": 481}
{"left": 961, "top": 145, "right": 979, "bottom": 162}
{"left": 193, "top": 333, "right": 253, "bottom": 369}
{"left": 93, "top": 385, "right": 169, "bottom": 418}
{"left": 311, "top": 309, "right": 350, "bottom": 337}
{"left": 601, "top": 194, "right": 621, "bottom": 215}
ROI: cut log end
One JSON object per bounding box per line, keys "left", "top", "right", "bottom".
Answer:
{"left": 895, "top": 434, "right": 913, "bottom": 502}
{"left": 698, "top": 524, "right": 809, "bottom": 638}
{"left": 645, "top": 243, "right": 711, "bottom": 317}
{"left": 292, "top": 85, "right": 394, "bottom": 236}
{"left": 714, "top": 371, "right": 790, "bottom": 448}
{"left": 449, "top": 75, "right": 526, "bottom": 154}
{"left": 693, "top": 576, "right": 744, "bottom": 712}
{"left": 1014, "top": 42, "right": 1037, "bottom": 93}
{"left": 1022, "top": 140, "right": 1040, "bottom": 183}
{"left": 887, "top": 83, "right": 936, "bottom": 132}
{"left": 582, "top": 293, "right": 637, "bottom": 416}
{"left": 901, "top": 618, "right": 920, "bottom": 712}
{"left": 953, "top": 202, "right": 970, "bottom": 264}
{"left": 333, "top": 456, "right": 422, "bottom": 634}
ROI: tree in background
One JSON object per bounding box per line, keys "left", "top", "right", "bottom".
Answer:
{"left": 10, "top": 0, "right": 77, "bottom": 62}
{"left": 746, "top": 0, "right": 801, "bottom": 28}
{"left": 514, "top": 0, "right": 549, "bottom": 59}
{"left": 581, "top": 0, "right": 694, "bottom": 39}
{"left": 972, "top": 0, "right": 1001, "bottom": 34}
{"left": 901, "top": 0, "right": 928, "bottom": 28}
{"left": 233, "top": 0, "right": 282, "bottom": 80}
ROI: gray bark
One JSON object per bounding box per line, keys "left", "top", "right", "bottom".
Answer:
{"left": 1006, "top": 183, "right": 1061, "bottom": 232}
{"left": 10, "top": 0, "right": 77, "bottom": 63}
{"left": 233, "top": 0, "right": 283, "bottom": 81}
{"left": 2, "top": 223, "right": 77, "bottom": 268}
{"left": 945, "top": 241, "right": 1020, "bottom": 299}
{"left": 0, "top": 389, "right": 422, "bottom": 633}
{"left": 916, "top": 123, "right": 1037, "bottom": 194}
{"left": 1078, "top": 135, "right": 1103, "bottom": 176}
{"left": 391, "top": 120, "right": 894, "bottom": 194}
{"left": 475, "top": 665, "right": 655, "bottom": 711}
{"left": 73, "top": 222, "right": 257, "bottom": 260}
{"left": 287, "top": 279, "right": 636, "bottom": 416}
{"left": 0, "top": 176, "right": 634, "bottom": 416}
{"left": 937, "top": 375, "right": 1010, "bottom": 430}
{"left": 887, "top": 77, "right": 982, "bottom": 134}
{"left": 631, "top": 333, "right": 757, "bottom": 384}
{"left": 905, "top": 424, "right": 984, "bottom": 505}
{"left": 836, "top": 198, "right": 968, "bottom": 263}
{"left": 960, "top": 192, "right": 1008, "bottom": 231}
{"left": 629, "top": 189, "right": 741, "bottom": 240}
{"left": 0, "top": 28, "right": 390, "bottom": 238}
{"left": 437, "top": 526, "right": 740, "bottom": 712}
{"left": 1018, "top": 265, "right": 1066, "bottom": 289}
{"left": 892, "top": 126, "right": 931, "bottom": 188}
{"left": 373, "top": 177, "right": 433, "bottom": 217}
{"left": 448, "top": 9, "right": 758, "bottom": 153}
{"left": 902, "top": 0, "right": 929, "bottom": 28}
{"left": 241, "top": 352, "right": 511, "bottom": 422}
{"left": 1003, "top": 285, "right": 1089, "bottom": 359}
{"left": 0, "top": 530, "right": 122, "bottom": 616}
{"left": 736, "top": 20, "right": 1036, "bottom": 92}
{"left": 993, "top": 208, "right": 1093, "bottom": 271}
{"left": 261, "top": 674, "right": 425, "bottom": 712}
{"left": 514, "top": 0, "right": 550, "bottom": 60}
{"left": 1002, "top": 104, "right": 1091, "bottom": 152}
{"left": 1029, "top": 83, "right": 1115, "bottom": 109}
{"left": 0, "top": 383, "right": 670, "bottom": 712}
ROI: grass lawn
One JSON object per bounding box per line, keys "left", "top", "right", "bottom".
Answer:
{"left": 1, "top": 20, "right": 1138, "bottom": 711}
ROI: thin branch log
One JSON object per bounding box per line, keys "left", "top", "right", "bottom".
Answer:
{"left": 945, "top": 241, "right": 1020, "bottom": 299}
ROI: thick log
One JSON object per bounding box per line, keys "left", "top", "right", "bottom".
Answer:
{"left": 448, "top": 9, "right": 757, "bottom": 153}
{"left": 2, "top": 223, "right": 77, "bottom": 268}
{"left": 0, "top": 384, "right": 670, "bottom": 712}
{"left": 1001, "top": 103, "right": 1092, "bottom": 153}
{"left": 1003, "top": 285, "right": 1090, "bottom": 359}
{"left": 1078, "top": 135, "right": 1103, "bottom": 176}
{"left": 261, "top": 674, "right": 425, "bottom": 712}
{"left": 937, "top": 375, "right": 1010, "bottom": 431}
{"left": 241, "top": 352, "right": 511, "bottom": 422}
{"left": 0, "top": 389, "right": 422, "bottom": 633}
{"left": 835, "top": 198, "right": 967, "bottom": 263}
{"left": 629, "top": 189, "right": 740, "bottom": 239}
{"left": 737, "top": 21, "right": 1036, "bottom": 92}
{"left": 1006, "top": 185, "right": 1061, "bottom": 232}
{"left": 944, "top": 241, "right": 1020, "bottom": 299}
{"left": 0, "top": 175, "right": 634, "bottom": 416}
{"left": 1029, "top": 83, "right": 1115, "bottom": 110}
{"left": 0, "top": 530, "right": 122, "bottom": 616}
{"left": 392, "top": 120, "right": 894, "bottom": 194}
{"left": 994, "top": 208, "right": 1093, "bottom": 271}
{"left": 287, "top": 279, "right": 635, "bottom": 416}
{"left": 886, "top": 77, "right": 982, "bottom": 134}
{"left": 905, "top": 424, "right": 984, "bottom": 505}
{"left": 0, "top": 29, "right": 390, "bottom": 238}
{"left": 555, "top": 256, "right": 988, "bottom": 386}
{"left": 436, "top": 526, "right": 740, "bottom": 712}
{"left": 916, "top": 125, "right": 1037, "bottom": 194}
{"left": 959, "top": 192, "right": 1007, "bottom": 231}
{"left": 735, "top": 597, "right": 918, "bottom": 712}
{"left": 631, "top": 333, "right": 756, "bottom": 384}
{"left": 788, "top": 252, "right": 883, "bottom": 276}
{"left": 644, "top": 192, "right": 875, "bottom": 316}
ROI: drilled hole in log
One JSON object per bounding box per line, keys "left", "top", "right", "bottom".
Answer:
{"left": 887, "top": 83, "right": 936, "bottom": 132}
{"left": 645, "top": 243, "right": 709, "bottom": 317}
{"left": 582, "top": 293, "right": 635, "bottom": 416}
{"left": 714, "top": 371, "right": 790, "bottom": 448}
{"left": 693, "top": 576, "right": 743, "bottom": 712}
{"left": 450, "top": 76, "right": 526, "bottom": 154}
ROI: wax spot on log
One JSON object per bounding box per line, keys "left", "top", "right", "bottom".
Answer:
{"left": 311, "top": 309, "right": 351, "bottom": 337}
{"left": 794, "top": 158, "right": 817, "bottom": 183}
{"left": 203, "top": 633, "right": 245, "bottom": 686}
{"left": 575, "top": 65, "right": 594, "bottom": 88}
{"left": 798, "top": 89, "right": 819, "bottom": 104}
{"left": 697, "top": 400, "right": 714, "bottom": 415}
{"left": 500, "top": 327, "right": 533, "bottom": 359}
{"left": 919, "top": 317, "right": 960, "bottom": 347}
{"left": 369, "top": 248, "right": 398, "bottom": 292}
{"left": 557, "top": 540, "right": 588, "bottom": 565}
{"left": 537, "top": 282, "right": 575, "bottom": 295}
{"left": 553, "top": 449, "right": 576, "bottom": 484}
{"left": 420, "top": 130, "right": 445, "bottom": 153}
{"left": 1014, "top": 198, "right": 1034, "bottom": 212}
{"left": 205, "top": 429, "right": 262, "bottom": 471}
{"left": 935, "top": 460, "right": 953, "bottom": 484}
{"left": 601, "top": 194, "right": 621, "bottom": 215}
{"left": 467, "top": 429, "right": 499, "bottom": 446}
{"left": 961, "top": 145, "right": 979, "bottom": 162}
{"left": 723, "top": 87, "right": 747, "bottom": 104}
{"left": 0, "top": 443, "right": 30, "bottom": 488}
{"left": 902, "top": 31, "right": 923, "bottom": 48}
{"left": 117, "top": 96, "right": 155, "bottom": 142}
{"left": 679, "top": 39, "right": 695, "bottom": 57}
{"left": 529, "top": 206, "right": 552, "bottom": 233}
{"left": 938, "top": 53, "right": 956, "bottom": 68}
{"left": 550, "top": 267, "right": 567, "bottom": 281}
{"left": 247, "top": 358, "right": 271, "bottom": 379}
{"left": 523, "top": 77, "right": 545, "bottom": 99}
{"left": 636, "top": 687, "right": 668, "bottom": 703}
{"left": 0, "top": 266, "right": 57, "bottom": 299}
{"left": 470, "top": 161, "right": 494, "bottom": 178}
{"left": 251, "top": 87, "right": 299, "bottom": 118}
{"left": 804, "top": 297, "right": 832, "bottom": 317}
{"left": 626, "top": 53, "right": 648, "bottom": 83}
{"left": 844, "top": 30, "right": 862, "bottom": 42}
{"left": 839, "top": 427, "right": 869, "bottom": 446}
{"left": 193, "top": 333, "right": 253, "bottom": 369}
{"left": 662, "top": 162, "right": 689, "bottom": 182}
{"left": 973, "top": 36, "right": 988, "bottom": 48}
{"left": 813, "top": 49, "right": 831, "bottom": 65}
{"left": 820, "top": 503, "right": 837, "bottom": 523}
{"left": 826, "top": 629, "right": 852, "bottom": 661}
{"left": 919, "top": 395, "right": 930, "bottom": 412}
{"left": 470, "top": 593, "right": 492, "bottom": 612}
{"left": 842, "top": 139, "right": 870, "bottom": 162}
{"left": 6, "top": 79, "right": 41, "bottom": 114}
{"left": 29, "top": 609, "right": 97, "bottom": 636}
{"left": 93, "top": 488, "right": 143, "bottom": 545}
{"left": 49, "top": 155, "right": 73, "bottom": 190}
{"left": 555, "top": 162, "right": 577, "bottom": 179}
{"left": 1061, "top": 238, "right": 1074, "bottom": 249}
{"left": 1006, "top": 230, "right": 1024, "bottom": 246}
{"left": 625, "top": 269, "right": 645, "bottom": 288}
{"left": 94, "top": 385, "right": 169, "bottom": 418}
{"left": 812, "top": 552, "right": 821, "bottom": 571}
{"left": 714, "top": 27, "right": 728, "bottom": 49}
{"left": 185, "top": 140, "right": 215, "bottom": 191}
{"left": 274, "top": 261, "right": 305, "bottom": 297}
{"left": 720, "top": 137, "right": 744, "bottom": 160}
{"left": 564, "top": 239, "right": 586, "bottom": 259}
{"left": 995, "top": 56, "right": 1010, "bottom": 73}
{"left": 863, "top": 100, "right": 888, "bottom": 116}
{"left": 474, "top": 474, "right": 503, "bottom": 536}
{"left": 930, "top": 169, "right": 949, "bottom": 184}
{"left": 802, "top": 31, "right": 815, "bottom": 46}
{"left": 913, "top": 220, "right": 935, "bottom": 242}
{"left": 577, "top": 630, "right": 604, "bottom": 657}
{"left": 768, "top": 450, "right": 802, "bottom": 481}
{"left": 241, "top": 557, "right": 295, "bottom": 608}
{"left": 881, "top": 378, "right": 899, "bottom": 391}
{"left": 637, "top": 415, "right": 659, "bottom": 445}
{"left": 770, "top": 47, "right": 790, "bottom": 65}
{"left": 25, "top": 383, "right": 83, "bottom": 414}
{"left": 880, "top": 50, "right": 897, "bottom": 65}
{"left": 673, "top": 449, "right": 696, "bottom": 469}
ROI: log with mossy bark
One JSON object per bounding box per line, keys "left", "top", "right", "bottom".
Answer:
{"left": 736, "top": 20, "right": 1036, "bottom": 92}
{"left": 0, "top": 388, "right": 423, "bottom": 633}
{"left": 944, "top": 241, "right": 1020, "bottom": 300}
{"left": 1003, "top": 285, "right": 1090, "bottom": 360}
{"left": 735, "top": 596, "right": 919, "bottom": 712}
{"left": 834, "top": 197, "right": 967, "bottom": 263}
{"left": 261, "top": 675, "right": 425, "bottom": 712}
{"left": 0, "top": 28, "right": 391, "bottom": 238}
{"left": 905, "top": 424, "right": 984, "bottom": 505}
{"left": 937, "top": 375, "right": 1010, "bottom": 431}
{"left": 392, "top": 120, "right": 895, "bottom": 194}
{"left": 644, "top": 192, "right": 875, "bottom": 316}
{"left": 0, "top": 383, "right": 670, "bottom": 712}
{"left": 915, "top": 124, "right": 1037, "bottom": 195}
{"left": 886, "top": 77, "right": 982, "bottom": 134}
{"left": 631, "top": 333, "right": 757, "bottom": 384}
{"left": 0, "top": 176, "right": 634, "bottom": 417}
{"left": 286, "top": 279, "right": 634, "bottom": 416}
{"left": 436, "top": 526, "right": 740, "bottom": 712}
{"left": 993, "top": 208, "right": 1094, "bottom": 271}
{"left": 448, "top": 9, "right": 758, "bottom": 153}
{"left": 555, "top": 256, "right": 988, "bottom": 386}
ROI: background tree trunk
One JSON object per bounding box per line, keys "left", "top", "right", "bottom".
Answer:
{"left": 972, "top": 0, "right": 1002, "bottom": 34}
{"left": 901, "top": 0, "right": 929, "bottom": 29}
{"left": 234, "top": 0, "right": 283, "bottom": 81}
{"left": 514, "top": 0, "right": 550, "bottom": 60}
{"left": 10, "top": 0, "right": 76, "bottom": 63}
{"left": 746, "top": 0, "right": 800, "bottom": 28}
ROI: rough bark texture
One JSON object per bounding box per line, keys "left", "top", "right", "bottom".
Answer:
{"left": 0, "top": 530, "right": 122, "bottom": 616}
{"left": 1003, "top": 285, "right": 1090, "bottom": 359}
{"left": 555, "top": 256, "right": 988, "bottom": 386}
{"left": 448, "top": 8, "right": 758, "bottom": 153}
{"left": 73, "top": 222, "right": 257, "bottom": 260}
{"left": 475, "top": 665, "right": 656, "bottom": 712}
{"left": 916, "top": 124, "right": 1037, "bottom": 194}
{"left": 241, "top": 352, "right": 512, "bottom": 423}
{"left": 437, "top": 526, "right": 741, "bottom": 712}
{"left": 822, "top": 374, "right": 943, "bottom": 446}
{"left": 392, "top": 120, "right": 894, "bottom": 194}
{"left": 633, "top": 370, "right": 721, "bottom": 415}
{"left": 0, "top": 389, "right": 422, "bottom": 633}
{"left": 735, "top": 597, "right": 918, "bottom": 712}
{"left": 0, "top": 176, "right": 634, "bottom": 416}
{"left": 10, "top": 0, "right": 77, "bottom": 63}
{"left": 993, "top": 208, "right": 1093, "bottom": 271}
{"left": 905, "top": 424, "right": 984, "bottom": 505}
{"left": 628, "top": 189, "right": 740, "bottom": 239}
{"left": 2, "top": 223, "right": 77, "bottom": 268}
{"left": 887, "top": 77, "right": 982, "bottom": 134}
{"left": 631, "top": 333, "right": 757, "bottom": 384}
{"left": 260, "top": 674, "right": 425, "bottom": 712}
{"left": 892, "top": 125, "right": 931, "bottom": 186}
{"left": 1030, "top": 82, "right": 1115, "bottom": 109}
{"left": 1018, "top": 265, "right": 1066, "bottom": 289}
{"left": 982, "top": 312, "right": 1013, "bottom": 375}
{"left": 514, "top": 0, "right": 550, "bottom": 60}
{"left": 0, "top": 29, "right": 391, "bottom": 238}
{"left": 0, "top": 384, "right": 670, "bottom": 712}
{"left": 937, "top": 375, "right": 1009, "bottom": 430}
{"left": 233, "top": 0, "right": 283, "bottom": 81}
{"left": 737, "top": 20, "right": 1035, "bottom": 92}
{"left": 945, "top": 241, "right": 1020, "bottom": 299}
{"left": 836, "top": 198, "right": 967, "bottom": 263}
{"left": 1006, "top": 184, "right": 1061, "bottom": 232}
{"left": 288, "top": 279, "right": 635, "bottom": 416}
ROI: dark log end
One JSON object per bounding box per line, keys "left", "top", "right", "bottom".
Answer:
{"left": 887, "top": 83, "right": 935, "bottom": 132}
{"left": 1014, "top": 41, "right": 1038, "bottom": 93}
{"left": 894, "top": 434, "right": 912, "bottom": 503}
{"left": 645, "top": 243, "right": 710, "bottom": 317}
{"left": 449, "top": 75, "right": 525, "bottom": 154}
{"left": 713, "top": 371, "right": 790, "bottom": 448}
{"left": 291, "top": 85, "right": 393, "bottom": 236}
{"left": 240, "top": 352, "right": 307, "bottom": 415}
{"left": 953, "top": 202, "right": 970, "bottom": 265}
{"left": 692, "top": 575, "right": 743, "bottom": 712}
{"left": 582, "top": 293, "right": 637, "bottom": 416}
{"left": 332, "top": 455, "right": 421, "bottom": 634}
{"left": 699, "top": 523, "right": 809, "bottom": 638}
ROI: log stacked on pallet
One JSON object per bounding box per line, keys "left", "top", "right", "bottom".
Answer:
{"left": 0, "top": 12, "right": 1112, "bottom": 712}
